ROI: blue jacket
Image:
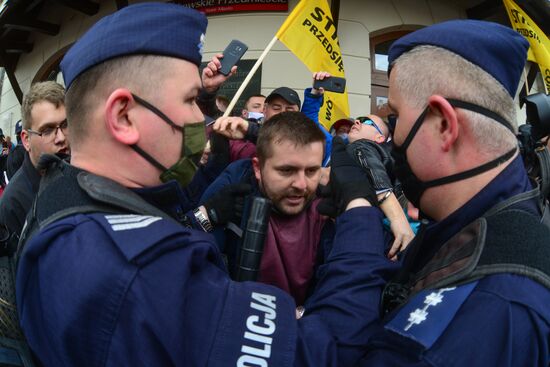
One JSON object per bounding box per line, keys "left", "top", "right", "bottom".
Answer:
{"left": 302, "top": 88, "right": 332, "bottom": 166}
{"left": 16, "top": 167, "right": 399, "bottom": 366}
{"left": 357, "top": 155, "right": 550, "bottom": 365}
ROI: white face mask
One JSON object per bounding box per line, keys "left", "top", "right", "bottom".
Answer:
{"left": 247, "top": 111, "right": 264, "bottom": 120}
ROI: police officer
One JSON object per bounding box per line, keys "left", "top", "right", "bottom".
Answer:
{"left": 16, "top": 4, "right": 393, "bottom": 366}
{"left": 348, "top": 20, "right": 550, "bottom": 365}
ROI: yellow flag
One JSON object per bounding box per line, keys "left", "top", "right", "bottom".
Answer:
{"left": 503, "top": 0, "right": 550, "bottom": 92}
{"left": 276, "top": 0, "right": 350, "bottom": 130}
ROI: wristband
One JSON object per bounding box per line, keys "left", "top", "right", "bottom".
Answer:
{"left": 193, "top": 208, "right": 213, "bottom": 232}
{"left": 378, "top": 190, "right": 392, "bottom": 205}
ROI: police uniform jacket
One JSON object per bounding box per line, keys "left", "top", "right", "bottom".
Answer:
{"left": 358, "top": 155, "right": 550, "bottom": 365}
{"left": 16, "top": 162, "right": 400, "bottom": 367}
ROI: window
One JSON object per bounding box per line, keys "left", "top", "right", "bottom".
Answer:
{"left": 370, "top": 30, "right": 411, "bottom": 115}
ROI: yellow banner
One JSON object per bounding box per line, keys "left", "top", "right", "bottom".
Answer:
{"left": 276, "top": 0, "right": 350, "bottom": 130}
{"left": 503, "top": 0, "right": 550, "bottom": 93}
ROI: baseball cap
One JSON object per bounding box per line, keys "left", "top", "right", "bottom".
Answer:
{"left": 331, "top": 118, "right": 354, "bottom": 131}
{"left": 266, "top": 87, "right": 301, "bottom": 107}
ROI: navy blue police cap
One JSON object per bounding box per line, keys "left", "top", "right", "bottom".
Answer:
{"left": 388, "top": 20, "right": 529, "bottom": 97}
{"left": 60, "top": 2, "right": 207, "bottom": 90}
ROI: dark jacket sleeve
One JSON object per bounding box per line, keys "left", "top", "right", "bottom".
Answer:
{"left": 6, "top": 146, "right": 25, "bottom": 180}
{"left": 196, "top": 160, "right": 255, "bottom": 251}
{"left": 244, "top": 120, "right": 260, "bottom": 145}
{"left": 347, "top": 139, "right": 393, "bottom": 191}
{"left": 197, "top": 89, "right": 222, "bottom": 118}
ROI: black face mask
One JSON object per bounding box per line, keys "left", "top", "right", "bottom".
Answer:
{"left": 391, "top": 98, "right": 518, "bottom": 210}
{"left": 131, "top": 94, "right": 206, "bottom": 187}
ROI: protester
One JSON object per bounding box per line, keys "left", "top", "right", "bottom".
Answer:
{"left": 210, "top": 71, "right": 334, "bottom": 165}
{"left": 16, "top": 4, "right": 397, "bottom": 366}
{"left": 331, "top": 117, "right": 354, "bottom": 138}
{"left": 334, "top": 20, "right": 550, "bottom": 365}
{"left": 6, "top": 120, "right": 26, "bottom": 179}
{"left": 240, "top": 94, "right": 266, "bottom": 121}
{"left": 201, "top": 111, "right": 328, "bottom": 304}
{"left": 5, "top": 136, "right": 14, "bottom": 152}
{"left": 347, "top": 114, "right": 414, "bottom": 258}
{"left": 0, "top": 81, "right": 68, "bottom": 247}
{"left": 227, "top": 94, "right": 267, "bottom": 161}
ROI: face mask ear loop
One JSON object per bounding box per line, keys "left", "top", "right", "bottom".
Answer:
{"left": 130, "top": 144, "right": 168, "bottom": 172}
{"left": 132, "top": 93, "right": 184, "bottom": 132}
{"left": 445, "top": 98, "right": 514, "bottom": 133}
{"left": 421, "top": 147, "right": 518, "bottom": 189}
{"left": 398, "top": 106, "right": 430, "bottom": 151}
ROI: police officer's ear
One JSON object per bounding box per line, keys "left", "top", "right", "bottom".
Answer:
{"left": 427, "top": 95, "right": 459, "bottom": 153}
{"left": 104, "top": 88, "right": 140, "bottom": 146}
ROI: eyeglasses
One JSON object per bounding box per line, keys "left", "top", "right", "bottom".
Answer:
{"left": 357, "top": 117, "right": 384, "bottom": 136}
{"left": 27, "top": 120, "right": 68, "bottom": 139}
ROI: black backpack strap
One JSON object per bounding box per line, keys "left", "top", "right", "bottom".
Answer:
{"left": 412, "top": 209, "right": 550, "bottom": 292}
{"left": 482, "top": 187, "right": 540, "bottom": 217}
{"left": 19, "top": 158, "right": 177, "bottom": 255}
{"left": 381, "top": 193, "right": 550, "bottom": 316}
{"left": 473, "top": 209, "right": 550, "bottom": 288}
{"left": 410, "top": 218, "right": 486, "bottom": 292}
{"left": 535, "top": 146, "right": 550, "bottom": 200}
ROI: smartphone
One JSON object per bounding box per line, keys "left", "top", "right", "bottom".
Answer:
{"left": 219, "top": 40, "right": 248, "bottom": 76}
{"left": 313, "top": 76, "right": 346, "bottom": 93}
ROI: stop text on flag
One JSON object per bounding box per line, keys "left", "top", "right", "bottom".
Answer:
{"left": 301, "top": 7, "right": 344, "bottom": 73}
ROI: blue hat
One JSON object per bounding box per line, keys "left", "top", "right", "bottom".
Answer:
{"left": 60, "top": 3, "right": 207, "bottom": 89}
{"left": 15, "top": 120, "right": 22, "bottom": 134}
{"left": 388, "top": 20, "right": 529, "bottom": 97}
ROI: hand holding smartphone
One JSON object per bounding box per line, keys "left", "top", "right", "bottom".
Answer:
{"left": 219, "top": 40, "right": 248, "bottom": 76}
{"left": 313, "top": 76, "right": 346, "bottom": 93}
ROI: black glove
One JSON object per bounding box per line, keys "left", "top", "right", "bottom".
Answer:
{"left": 317, "top": 137, "right": 377, "bottom": 217}
{"left": 347, "top": 139, "right": 393, "bottom": 191}
{"left": 203, "top": 183, "right": 253, "bottom": 225}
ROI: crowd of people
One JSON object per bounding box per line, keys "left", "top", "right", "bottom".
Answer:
{"left": 0, "top": 2, "right": 548, "bottom": 366}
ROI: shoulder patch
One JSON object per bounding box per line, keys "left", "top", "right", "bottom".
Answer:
{"left": 90, "top": 213, "right": 194, "bottom": 263}
{"left": 385, "top": 281, "right": 478, "bottom": 349}
{"left": 104, "top": 214, "right": 162, "bottom": 231}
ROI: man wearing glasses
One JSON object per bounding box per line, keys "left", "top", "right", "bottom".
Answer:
{"left": 0, "top": 81, "right": 69, "bottom": 248}
{"left": 351, "top": 115, "right": 390, "bottom": 143}
{"left": 346, "top": 114, "right": 414, "bottom": 259}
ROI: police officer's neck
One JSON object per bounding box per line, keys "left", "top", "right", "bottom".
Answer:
{"left": 422, "top": 156, "right": 515, "bottom": 221}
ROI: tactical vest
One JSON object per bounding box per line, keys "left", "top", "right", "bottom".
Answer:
{"left": 381, "top": 188, "right": 550, "bottom": 316}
